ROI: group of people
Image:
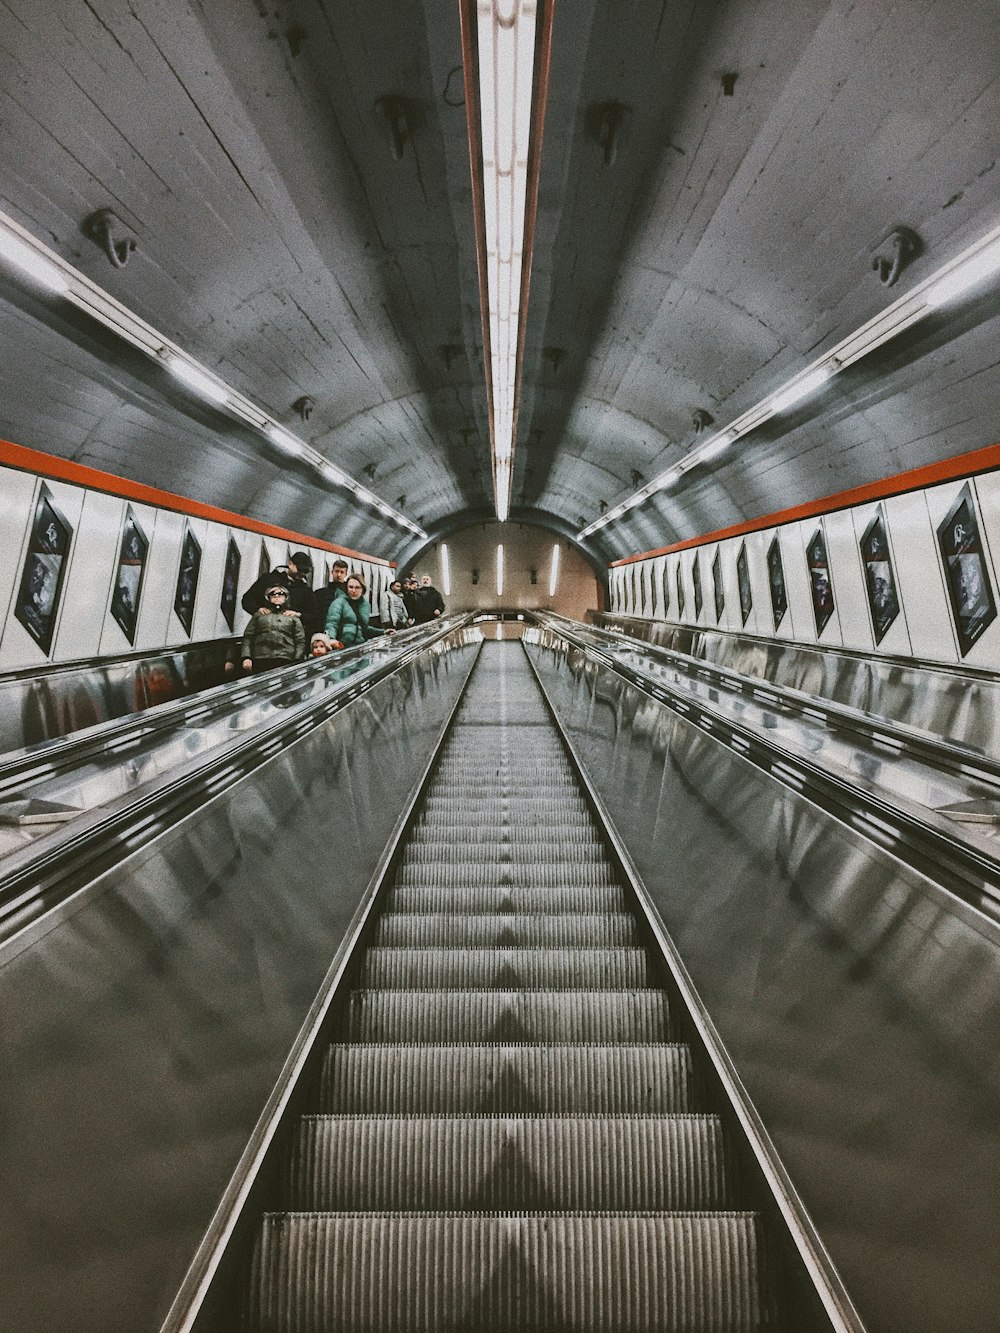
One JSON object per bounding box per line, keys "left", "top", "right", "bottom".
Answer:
{"left": 239, "top": 551, "right": 446, "bottom": 673}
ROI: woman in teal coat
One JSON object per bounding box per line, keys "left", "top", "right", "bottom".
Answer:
{"left": 325, "top": 574, "right": 390, "bottom": 647}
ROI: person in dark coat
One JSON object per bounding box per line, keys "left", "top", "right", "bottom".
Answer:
{"left": 241, "top": 585, "right": 306, "bottom": 671}
{"left": 241, "top": 550, "right": 320, "bottom": 637}
{"left": 326, "top": 574, "right": 392, "bottom": 647}
{"left": 314, "top": 557, "right": 349, "bottom": 626}
{"left": 412, "top": 573, "right": 445, "bottom": 623}
{"left": 401, "top": 574, "right": 420, "bottom": 625}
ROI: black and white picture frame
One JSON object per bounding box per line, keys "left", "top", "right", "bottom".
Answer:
{"left": 660, "top": 561, "right": 671, "bottom": 618}
{"left": 174, "top": 523, "right": 202, "bottom": 636}
{"left": 712, "top": 549, "right": 725, "bottom": 622}
{"left": 258, "top": 540, "right": 270, "bottom": 582}
{"left": 110, "top": 506, "right": 149, "bottom": 644}
{"left": 766, "top": 535, "right": 787, "bottom": 630}
{"left": 737, "top": 541, "right": 753, "bottom": 626}
{"left": 860, "top": 506, "right": 901, "bottom": 645}
{"left": 806, "top": 524, "right": 835, "bottom": 637}
{"left": 937, "top": 483, "right": 997, "bottom": 656}
{"left": 14, "top": 484, "right": 73, "bottom": 656}
{"left": 675, "top": 560, "right": 686, "bottom": 617}
{"left": 220, "top": 533, "right": 241, "bottom": 632}
{"left": 692, "top": 554, "right": 703, "bottom": 619}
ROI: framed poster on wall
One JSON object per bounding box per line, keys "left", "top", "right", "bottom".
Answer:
{"left": 859, "top": 506, "right": 900, "bottom": 645}
{"left": 712, "top": 549, "right": 725, "bottom": 622}
{"left": 766, "top": 535, "right": 787, "bottom": 630}
{"left": 692, "top": 554, "right": 703, "bottom": 619}
{"left": 737, "top": 541, "right": 753, "bottom": 626}
{"left": 805, "top": 525, "right": 835, "bottom": 637}
{"left": 174, "top": 523, "right": 202, "bottom": 636}
{"left": 937, "top": 483, "right": 997, "bottom": 656}
{"left": 14, "top": 484, "right": 73, "bottom": 656}
{"left": 661, "top": 562, "right": 670, "bottom": 618}
{"left": 220, "top": 533, "right": 241, "bottom": 632}
{"left": 109, "top": 506, "right": 149, "bottom": 644}
{"left": 258, "top": 540, "right": 270, "bottom": 582}
{"left": 675, "top": 560, "right": 686, "bottom": 617}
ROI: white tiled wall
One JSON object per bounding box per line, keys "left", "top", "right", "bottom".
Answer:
{"left": 0, "top": 464, "right": 392, "bottom": 670}
{"left": 608, "top": 472, "right": 1000, "bottom": 669}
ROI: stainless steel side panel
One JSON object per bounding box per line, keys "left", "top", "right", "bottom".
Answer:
{"left": 592, "top": 613, "right": 1000, "bottom": 755}
{"left": 0, "top": 629, "right": 479, "bottom": 1333}
{"left": 0, "top": 637, "right": 239, "bottom": 753}
{"left": 525, "top": 627, "right": 1000, "bottom": 1333}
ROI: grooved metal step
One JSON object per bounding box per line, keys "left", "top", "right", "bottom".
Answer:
{"left": 250, "top": 1212, "right": 766, "bottom": 1333}
{"left": 286, "top": 1114, "right": 733, "bottom": 1211}
{"left": 394, "top": 861, "right": 621, "bottom": 888}
{"left": 385, "top": 884, "right": 630, "bottom": 914}
{"left": 343, "top": 990, "right": 673, "bottom": 1043}
{"left": 318, "top": 1044, "right": 697, "bottom": 1114}
{"left": 373, "top": 913, "right": 635, "bottom": 948}
{"left": 360, "top": 947, "right": 651, "bottom": 990}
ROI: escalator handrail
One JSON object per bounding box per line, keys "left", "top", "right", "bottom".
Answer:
{"left": 0, "top": 616, "right": 468, "bottom": 799}
{"left": 0, "top": 615, "right": 479, "bottom": 957}
{"left": 531, "top": 613, "right": 1000, "bottom": 925}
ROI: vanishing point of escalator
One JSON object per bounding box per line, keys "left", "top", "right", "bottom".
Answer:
{"left": 245, "top": 641, "right": 779, "bottom": 1330}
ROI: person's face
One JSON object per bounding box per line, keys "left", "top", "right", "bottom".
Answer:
{"left": 311, "top": 639, "right": 329, "bottom": 656}
{"left": 333, "top": 564, "right": 348, "bottom": 583}
{"left": 267, "top": 589, "right": 288, "bottom": 608}
{"left": 391, "top": 581, "right": 401, "bottom": 594}
{"left": 347, "top": 578, "right": 363, "bottom": 598}
{"left": 421, "top": 575, "right": 431, "bottom": 587}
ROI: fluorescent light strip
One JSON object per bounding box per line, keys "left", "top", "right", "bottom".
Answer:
{"left": 548, "top": 541, "right": 560, "bottom": 597}
{"left": 440, "top": 543, "right": 452, "bottom": 596}
{"left": 578, "top": 219, "right": 1000, "bottom": 540}
{"left": 0, "top": 209, "right": 426, "bottom": 539}
{"left": 496, "top": 541, "right": 505, "bottom": 596}
{"left": 477, "top": 0, "right": 538, "bottom": 521}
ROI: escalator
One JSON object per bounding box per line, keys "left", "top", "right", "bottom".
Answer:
{"left": 243, "top": 640, "right": 782, "bottom": 1331}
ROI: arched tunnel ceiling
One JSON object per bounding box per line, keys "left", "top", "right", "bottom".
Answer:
{"left": 0, "top": 1, "right": 998, "bottom": 567}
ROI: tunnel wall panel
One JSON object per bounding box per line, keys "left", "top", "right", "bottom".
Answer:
{"left": 0, "top": 459, "right": 392, "bottom": 671}
{"left": 609, "top": 466, "right": 1000, "bottom": 670}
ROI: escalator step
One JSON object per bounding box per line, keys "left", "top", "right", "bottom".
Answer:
{"left": 360, "top": 947, "right": 651, "bottom": 990}
{"left": 400, "top": 841, "right": 608, "bottom": 864}
{"left": 286, "top": 1114, "right": 732, "bottom": 1211}
{"left": 407, "top": 825, "right": 603, "bottom": 847}
{"left": 394, "top": 861, "right": 620, "bottom": 888}
{"left": 344, "top": 990, "right": 673, "bottom": 1043}
{"left": 385, "top": 884, "right": 629, "bottom": 914}
{"left": 374, "top": 913, "right": 636, "bottom": 948}
{"left": 319, "top": 1044, "right": 696, "bottom": 1114}
{"left": 249, "top": 1211, "right": 766, "bottom": 1333}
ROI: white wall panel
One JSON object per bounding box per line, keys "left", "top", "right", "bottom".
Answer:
{"left": 98, "top": 502, "right": 161, "bottom": 657}
{"left": 0, "top": 478, "right": 85, "bottom": 670}
{"left": 55, "top": 490, "right": 122, "bottom": 661}
{"left": 0, "top": 469, "right": 40, "bottom": 661}
{"left": 877, "top": 492, "right": 955, "bottom": 665}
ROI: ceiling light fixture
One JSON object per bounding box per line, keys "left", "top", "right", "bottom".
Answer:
{"left": 496, "top": 541, "right": 505, "bottom": 596}
{"left": 440, "top": 543, "right": 452, "bottom": 596}
{"left": 0, "top": 207, "right": 427, "bottom": 539}
{"left": 464, "top": 0, "right": 552, "bottom": 524}
{"left": 578, "top": 219, "right": 1000, "bottom": 541}
{"left": 0, "top": 221, "right": 70, "bottom": 293}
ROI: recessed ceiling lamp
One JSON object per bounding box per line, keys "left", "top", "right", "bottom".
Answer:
{"left": 578, "top": 219, "right": 1000, "bottom": 541}
{"left": 465, "top": 0, "right": 553, "bottom": 524}
{"left": 440, "top": 542, "right": 452, "bottom": 596}
{"left": 0, "top": 209, "right": 426, "bottom": 539}
{"left": 548, "top": 541, "right": 560, "bottom": 596}
{"left": 496, "top": 541, "right": 505, "bottom": 596}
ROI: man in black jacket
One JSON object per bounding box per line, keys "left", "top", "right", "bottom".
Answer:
{"left": 412, "top": 573, "right": 445, "bottom": 623}
{"left": 314, "top": 557, "right": 349, "bottom": 626}
{"left": 240, "top": 550, "right": 320, "bottom": 638}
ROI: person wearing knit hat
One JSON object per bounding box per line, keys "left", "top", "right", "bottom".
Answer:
{"left": 241, "top": 584, "right": 306, "bottom": 672}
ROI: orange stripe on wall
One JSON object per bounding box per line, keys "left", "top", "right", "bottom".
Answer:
{"left": 610, "top": 442, "right": 1000, "bottom": 567}
{"left": 0, "top": 437, "right": 393, "bottom": 567}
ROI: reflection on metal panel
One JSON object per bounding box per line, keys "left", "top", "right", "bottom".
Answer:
{"left": 0, "top": 637, "right": 240, "bottom": 753}
{"left": 525, "top": 625, "right": 1000, "bottom": 1333}
{"left": 0, "top": 626, "right": 480, "bottom": 1333}
{"left": 591, "top": 612, "right": 1000, "bottom": 757}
